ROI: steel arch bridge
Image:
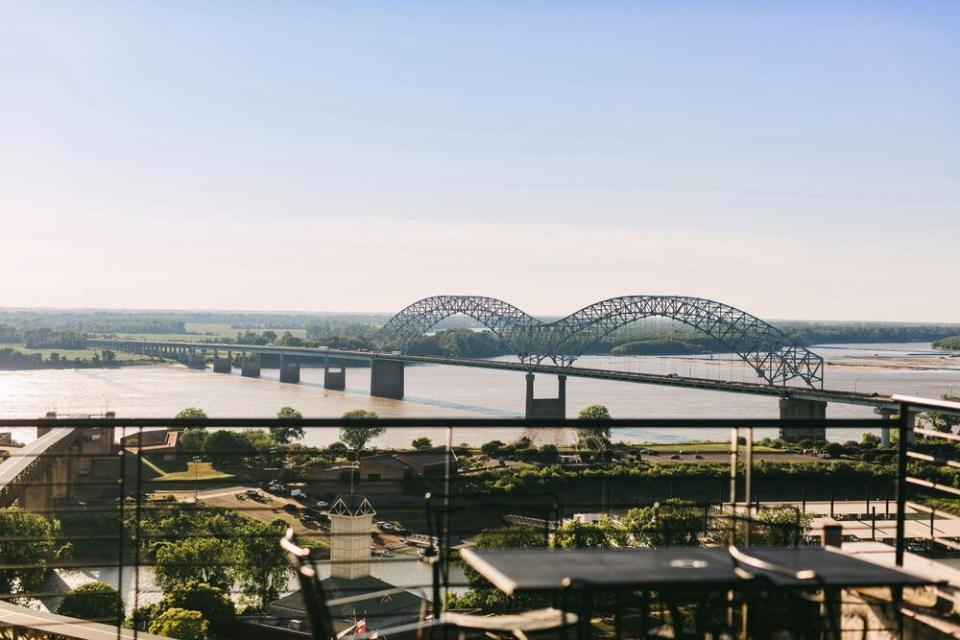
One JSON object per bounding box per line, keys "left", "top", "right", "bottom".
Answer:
{"left": 377, "top": 295, "right": 824, "bottom": 388}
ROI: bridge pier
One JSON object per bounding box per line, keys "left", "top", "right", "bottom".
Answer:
{"left": 213, "top": 354, "right": 232, "bottom": 374}
{"left": 875, "top": 407, "right": 895, "bottom": 447}
{"left": 187, "top": 351, "right": 206, "bottom": 369}
{"left": 241, "top": 354, "right": 261, "bottom": 378}
{"left": 370, "top": 359, "right": 404, "bottom": 399}
{"left": 778, "top": 398, "right": 827, "bottom": 442}
{"left": 279, "top": 356, "right": 300, "bottom": 384}
{"left": 324, "top": 359, "right": 346, "bottom": 390}
{"left": 23, "top": 468, "right": 53, "bottom": 516}
{"left": 525, "top": 373, "right": 566, "bottom": 419}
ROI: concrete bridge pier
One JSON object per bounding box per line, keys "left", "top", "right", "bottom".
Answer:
{"left": 778, "top": 398, "right": 827, "bottom": 442}
{"left": 525, "top": 373, "right": 566, "bottom": 419}
{"left": 213, "top": 351, "right": 232, "bottom": 374}
{"left": 279, "top": 356, "right": 300, "bottom": 384}
{"left": 187, "top": 350, "right": 207, "bottom": 369}
{"left": 370, "top": 359, "right": 404, "bottom": 399}
{"left": 324, "top": 359, "right": 346, "bottom": 390}
{"left": 23, "top": 467, "right": 53, "bottom": 516}
{"left": 241, "top": 354, "right": 261, "bottom": 378}
{"left": 874, "top": 407, "right": 896, "bottom": 447}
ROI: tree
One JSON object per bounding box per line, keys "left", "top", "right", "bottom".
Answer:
{"left": 576, "top": 404, "right": 612, "bottom": 450}
{"left": 178, "top": 428, "right": 208, "bottom": 454}
{"left": 920, "top": 395, "right": 960, "bottom": 433}
{"left": 160, "top": 581, "right": 235, "bottom": 638}
{"left": 480, "top": 440, "right": 505, "bottom": 458}
{"left": 0, "top": 508, "right": 62, "bottom": 597}
{"left": 261, "top": 330, "right": 277, "bottom": 344}
{"left": 233, "top": 519, "right": 290, "bottom": 609}
{"left": 57, "top": 581, "right": 121, "bottom": 623}
{"left": 823, "top": 442, "right": 845, "bottom": 459}
{"left": 176, "top": 408, "right": 208, "bottom": 420}
{"left": 556, "top": 516, "right": 628, "bottom": 549}
{"left": 411, "top": 437, "right": 432, "bottom": 450}
{"left": 203, "top": 430, "right": 253, "bottom": 466}
{"left": 339, "top": 410, "right": 384, "bottom": 453}
{"left": 623, "top": 500, "right": 704, "bottom": 547}
{"left": 149, "top": 608, "right": 210, "bottom": 640}
{"left": 270, "top": 407, "right": 305, "bottom": 444}
{"left": 861, "top": 432, "right": 881, "bottom": 448}
{"left": 155, "top": 538, "right": 234, "bottom": 592}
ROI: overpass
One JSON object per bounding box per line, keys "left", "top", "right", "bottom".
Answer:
{"left": 0, "top": 417, "right": 115, "bottom": 514}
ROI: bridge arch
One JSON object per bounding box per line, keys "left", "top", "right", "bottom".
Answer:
{"left": 377, "top": 295, "right": 823, "bottom": 388}
{"left": 376, "top": 295, "right": 544, "bottom": 360}
{"left": 553, "top": 296, "right": 822, "bottom": 388}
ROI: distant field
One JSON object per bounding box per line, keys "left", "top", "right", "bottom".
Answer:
{"left": 0, "top": 343, "right": 153, "bottom": 362}
{"left": 112, "top": 323, "right": 308, "bottom": 342}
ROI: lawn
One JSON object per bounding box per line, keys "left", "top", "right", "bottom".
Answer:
{"left": 0, "top": 343, "right": 154, "bottom": 362}
{"left": 149, "top": 459, "right": 234, "bottom": 481}
{"left": 639, "top": 441, "right": 781, "bottom": 452}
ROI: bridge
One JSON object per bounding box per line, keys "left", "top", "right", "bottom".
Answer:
{"left": 90, "top": 295, "right": 898, "bottom": 442}
{"left": 0, "top": 417, "right": 114, "bottom": 513}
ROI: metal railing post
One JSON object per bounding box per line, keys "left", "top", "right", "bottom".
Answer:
{"left": 895, "top": 401, "right": 910, "bottom": 566}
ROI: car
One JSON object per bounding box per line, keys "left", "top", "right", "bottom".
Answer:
{"left": 783, "top": 448, "right": 799, "bottom": 453}
{"left": 245, "top": 488, "right": 259, "bottom": 497}
{"left": 301, "top": 514, "right": 317, "bottom": 524}
{"left": 376, "top": 521, "right": 395, "bottom": 532}
{"left": 283, "top": 503, "right": 300, "bottom": 514}
{"left": 267, "top": 484, "right": 284, "bottom": 493}
{"left": 694, "top": 454, "right": 704, "bottom": 460}
{"left": 646, "top": 450, "right": 659, "bottom": 456}
{"left": 290, "top": 488, "right": 307, "bottom": 499}
{"left": 669, "top": 454, "right": 681, "bottom": 460}
{"left": 315, "top": 500, "right": 330, "bottom": 509}
{"left": 678, "top": 450, "right": 688, "bottom": 455}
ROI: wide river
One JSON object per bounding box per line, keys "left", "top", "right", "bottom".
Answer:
{"left": 2, "top": 342, "right": 959, "bottom": 446}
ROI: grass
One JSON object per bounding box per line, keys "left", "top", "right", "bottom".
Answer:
{"left": 0, "top": 343, "right": 154, "bottom": 362}
{"left": 111, "top": 323, "right": 308, "bottom": 342}
{"left": 638, "top": 441, "right": 781, "bottom": 452}
{"left": 153, "top": 461, "right": 234, "bottom": 481}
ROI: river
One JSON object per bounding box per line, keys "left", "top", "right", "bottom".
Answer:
{"left": 1, "top": 343, "right": 958, "bottom": 447}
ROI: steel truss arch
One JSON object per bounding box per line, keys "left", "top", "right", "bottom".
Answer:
{"left": 376, "top": 295, "right": 824, "bottom": 388}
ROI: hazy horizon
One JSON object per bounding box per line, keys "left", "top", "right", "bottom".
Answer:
{"left": 1, "top": 3, "right": 956, "bottom": 321}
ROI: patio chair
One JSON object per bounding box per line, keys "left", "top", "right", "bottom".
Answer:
{"left": 281, "top": 529, "right": 577, "bottom": 640}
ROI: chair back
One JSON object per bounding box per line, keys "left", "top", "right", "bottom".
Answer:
{"left": 281, "top": 528, "right": 337, "bottom": 640}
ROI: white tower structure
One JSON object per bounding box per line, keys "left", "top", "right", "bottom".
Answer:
{"left": 328, "top": 495, "right": 376, "bottom": 580}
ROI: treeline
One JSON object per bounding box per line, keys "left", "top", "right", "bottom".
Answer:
{"left": 0, "top": 348, "right": 119, "bottom": 370}
{"left": 0, "top": 311, "right": 185, "bottom": 334}
{"left": 934, "top": 336, "right": 960, "bottom": 351}
{"left": 0, "top": 325, "right": 87, "bottom": 349}
{"left": 775, "top": 321, "right": 960, "bottom": 345}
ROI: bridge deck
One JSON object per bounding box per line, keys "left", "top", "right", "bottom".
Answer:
{"left": 0, "top": 601, "right": 170, "bottom": 640}
{"left": 0, "top": 426, "right": 74, "bottom": 490}
{"left": 88, "top": 339, "right": 895, "bottom": 408}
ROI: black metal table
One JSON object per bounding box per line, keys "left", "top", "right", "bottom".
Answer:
{"left": 459, "top": 547, "right": 936, "bottom": 639}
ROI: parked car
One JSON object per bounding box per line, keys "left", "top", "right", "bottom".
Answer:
{"left": 291, "top": 488, "right": 307, "bottom": 500}
{"left": 694, "top": 454, "right": 704, "bottom": 460}
{"left": 376, "top": 521, "right": 395, "bottom": 532}
{"left": 267, "top": 483, "right": 284, "bottom": 493}
{"left": 669, "top": 454, "right": 681, "bottom": 460}
{"left": 245, "top": 488, "right": 259, "bottom": 497}
{"left": 315, "top": 500, "right": 330, "bottom": 509}
{"left": 283, "top": 503, "right": 300, "bottom": 514}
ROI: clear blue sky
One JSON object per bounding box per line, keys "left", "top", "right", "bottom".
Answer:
{"left": 1, "top": 2, "right": 957, "bottom": 320}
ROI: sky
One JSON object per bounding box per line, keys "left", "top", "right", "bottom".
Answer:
{"left": 0, "top": 2, "right": 957, "bottom": 321}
